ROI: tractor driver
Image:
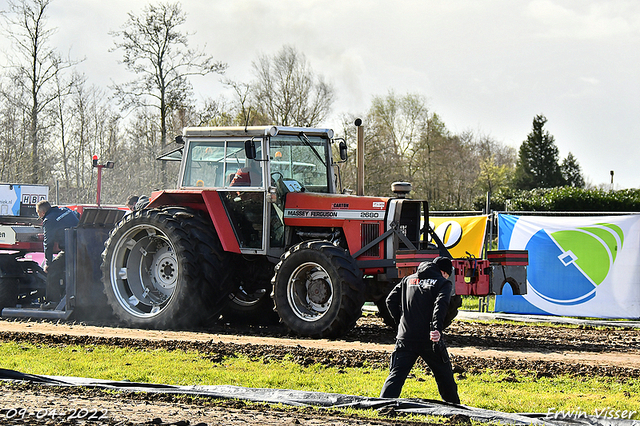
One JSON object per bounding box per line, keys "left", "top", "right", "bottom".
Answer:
{"left": 229, "top": 159, "right": 263, "bottom": 187}
{"left": 36, "top": 200, "right": 80, "bottom": 310}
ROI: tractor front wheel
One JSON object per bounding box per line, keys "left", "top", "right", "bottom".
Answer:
{"left": 272, "top": 241, "right": 365, "bottom": 338}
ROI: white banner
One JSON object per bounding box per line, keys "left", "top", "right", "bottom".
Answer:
{"left": 496, "top": 214, "right": 640, "bottom": 318}
{"left": 0, "top": 184, "right": 48, "bottom": 216}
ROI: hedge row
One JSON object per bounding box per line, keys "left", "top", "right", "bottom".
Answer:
{"left": 474, "top": 187, "right": 640, "bottom": 212}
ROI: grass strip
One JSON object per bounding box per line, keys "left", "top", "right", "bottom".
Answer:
{"left": 1, "top": 340, "right": 639, "bottom": 420}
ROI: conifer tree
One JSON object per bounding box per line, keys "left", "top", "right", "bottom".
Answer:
{"left": 514, "top": 114, "right": 566, "bottom": 189}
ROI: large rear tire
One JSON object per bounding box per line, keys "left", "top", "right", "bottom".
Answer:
{"left": 0, "top": 278, "right": 19, "bottom": 310}
{"left": 272, "top": 241, "right": 365, "bottom": 338}
{"left": 101, "top": 207, "right": 231, "bottom": 329}
{"left": 0, "top": 254, "right": 26, "bottom": 309}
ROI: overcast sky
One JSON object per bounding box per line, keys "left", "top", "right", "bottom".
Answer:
{"left": 2, "top": 0, "right": 639, "bottom": 189}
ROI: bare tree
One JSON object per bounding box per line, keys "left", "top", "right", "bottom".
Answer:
{"left": 224, "top": 79, "right": 269, "bottom": 126}
{"left": 250, "top": 45, "right": 334, "bottom": 127}
{"left": 1, "top": 0, "right": 78, "bottom": 184}
{"left": 360, "top": 92, "right": 446, "bottom": 199}
{"left": 186, "top": 96, "right": 237, "bottom": 127}
{"left": 57, "top": 78, "right": 122, "bottom": 204}
{"left": 110, "top": 1, "right": 227, "bottom": 186}
{"left": 460, "top": 130, "right": 516, "bottom": 196}
{"left": 52, "top": 69, "right": 86, "bottom": 195}
{"left": 338, "top": 92, "right": 508, "bottom": 209}
{"left": 0, "top": 80, "right": 31, "bottom": 182}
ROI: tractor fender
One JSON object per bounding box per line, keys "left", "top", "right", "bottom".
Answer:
{"left": 146, "top": 190, "right": 241, "bottom": 253}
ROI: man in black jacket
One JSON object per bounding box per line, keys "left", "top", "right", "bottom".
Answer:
{"left": 36, "top": 200, "right": 80, "bottom": 309}
{"left": 379, "top": 256, "right": 460, "bottom": 404}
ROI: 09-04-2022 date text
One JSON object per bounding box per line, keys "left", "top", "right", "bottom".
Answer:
{"left": 1, "top": 407, "right": 109, "bottom": 421}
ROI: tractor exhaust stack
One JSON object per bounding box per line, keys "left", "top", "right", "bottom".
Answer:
{"left": 355, "top": 119, "right": 364, "bottom": 196}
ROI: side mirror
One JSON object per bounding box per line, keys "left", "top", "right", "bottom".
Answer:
{"left": 244, "top": 139, "right": 256, "bottom": 160}
{"left": 339, "top": 140, "right": 348, "bottom": 161}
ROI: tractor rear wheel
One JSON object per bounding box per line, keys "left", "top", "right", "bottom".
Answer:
{"left": 272, "top": 241, "right": 365, "bottom": 338}
{"left": 0, "top": 278, "right": 19, "bottom": 310}
{"left": 0, "top": 254, "right": 25, "bottom": 309}
{"left": 101, "top": 207, "right": 231, "bottom": 329}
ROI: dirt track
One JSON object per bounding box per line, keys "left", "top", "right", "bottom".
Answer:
{"left": 1, "top": 314, "right": 640, "bottom": 425}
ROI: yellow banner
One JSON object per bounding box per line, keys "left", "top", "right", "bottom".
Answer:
{"left": 428, "top": 216, "right": 488, "bottom": 258}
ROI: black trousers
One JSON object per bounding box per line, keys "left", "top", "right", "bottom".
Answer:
{"left": 380, "top": 339, "right": 460, "bottom": 404}
{"left": 46, "top": 252, "right": 66, "bottom": 303}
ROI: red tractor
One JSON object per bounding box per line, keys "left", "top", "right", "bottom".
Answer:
{"left": 100, "top": 125, "right": 527, "bottom": 338}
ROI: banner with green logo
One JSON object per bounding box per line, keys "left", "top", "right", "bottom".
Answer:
{"left": 496, "top": 214, "right": 640, "bottom": 318}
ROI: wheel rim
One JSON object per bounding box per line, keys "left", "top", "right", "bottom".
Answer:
{"left": 228, "top": 286, "right": 267, "bottom": 307}
{"left": 286, "top": 261, "right": 333, "bottom": 322}
{"left": 109, "top": 224, "right": 178, "bottom": 318}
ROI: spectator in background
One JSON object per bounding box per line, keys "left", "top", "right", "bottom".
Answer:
{"left": 125, "top": 195, "right": 150, "bottom": 212}
{"left": 134, "top": 195, "right": 150, "bottom": 210}
{"left": 126, "top": 195, "right": 139, "bottom": 211}
{"left": 36, "top": 200, "right": 80, "bottom": 310}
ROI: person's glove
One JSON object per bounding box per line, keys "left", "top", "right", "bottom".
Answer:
{"left": 431, "top": 332, "right": 450, "bottom": 363}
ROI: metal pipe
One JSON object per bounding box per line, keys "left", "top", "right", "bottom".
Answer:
{"left": 96, "top": 166, "right": 102, "bottom": 207}
{"left": 355, "top": 119, "right": 364, "bottom": 196}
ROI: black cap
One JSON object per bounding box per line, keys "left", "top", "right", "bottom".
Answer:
{"left": 434, "top": 256, "right": 453, "bottom": 274}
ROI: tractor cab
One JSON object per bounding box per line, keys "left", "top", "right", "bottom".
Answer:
{"left": 173, "top": 126, "right": 340, "bottom": 257}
